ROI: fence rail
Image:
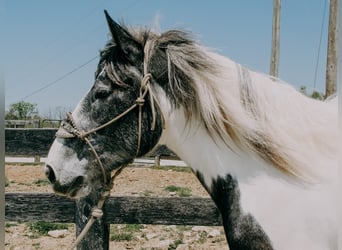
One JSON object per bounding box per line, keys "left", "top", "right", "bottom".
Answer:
{"left": 5, "top": 129, "right": 221, "bottom": 250}
{"left": 5, "top": 128, "right": 56, "bottom": 157}
{"left": 5, "top": 128, "right": 177, "bottom": 161}
{"left": 5, "top": 193, "right": 221, "bottom": 225}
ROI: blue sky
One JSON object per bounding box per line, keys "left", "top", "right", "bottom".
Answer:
{"left": 4, "top": 0, "right": 329, "bottom": 117}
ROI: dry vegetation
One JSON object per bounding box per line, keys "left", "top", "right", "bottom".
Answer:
{"left": 5, "top": 163, "right": 229, "bottom": 250}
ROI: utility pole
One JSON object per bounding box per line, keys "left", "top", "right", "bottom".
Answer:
{"left": 326, "top": 0, "right": 338, "bottom": 97}
{"left": 270, "top": 0, "right": 281, "bottom": 77}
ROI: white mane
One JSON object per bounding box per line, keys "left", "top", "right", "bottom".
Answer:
{"left": 147, "top": 32, "right": 338, "bottom": 181}
{"left": 195, "top": 49, "right": 337, "bottom": 181}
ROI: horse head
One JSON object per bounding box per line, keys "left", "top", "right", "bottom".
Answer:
{"left": 45, "top": 11, "right": 164, "bottom": 198}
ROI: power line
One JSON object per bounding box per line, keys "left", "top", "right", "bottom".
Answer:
{"left": 14, "top": 1, "right": 142, "bottom": 96}
{"left": 313, "top": 0, "right": 328, "bottom": 90}
{"left": 21, "top": 55, "right": 99, "bottom": 101}
{"left": 15, "top": 1, "right": 144, "bottom": 103}
{"left": 17, "top": 1, "right": 143, "bottom": 103}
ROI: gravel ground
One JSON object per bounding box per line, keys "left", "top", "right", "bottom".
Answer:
{"left": 5, "top": 164, "right": 229, "bottom": 250}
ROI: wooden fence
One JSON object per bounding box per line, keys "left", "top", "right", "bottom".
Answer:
{"left": 5, "top": 128, "right": 178, "bottom": 164}
{"left": 5, "top": 128, "right": 222, "bottom": 250}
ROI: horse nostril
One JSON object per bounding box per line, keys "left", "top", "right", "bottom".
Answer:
{"left": 45, "top": 165, "right": 56, "bottom": 184}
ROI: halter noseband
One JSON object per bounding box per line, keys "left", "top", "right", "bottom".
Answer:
{"left": 55, "top": 73, "right": 165, "bottom": 190}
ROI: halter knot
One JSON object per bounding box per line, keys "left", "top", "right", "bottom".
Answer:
{"left": 136, "top": 97, "right": 145, "bottom": 106}
{"left": 77, "top": 131, "right": 86, "bottom": 141}
{"left": 141, "top": 73, "right": 152, "bottom": 87}
{"left": 91, "top": 208, "right": 103, "bottom": 220}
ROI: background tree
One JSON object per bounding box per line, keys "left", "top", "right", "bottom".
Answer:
{"left": 5, "top": 101, "right": 38, "bottom": 120}
{"left": 299, "top": 86, "right": 324, "bottom": 100}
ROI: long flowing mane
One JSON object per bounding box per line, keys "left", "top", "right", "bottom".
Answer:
{"left": 107, "top": 26, "right": 337, "bottom": 181}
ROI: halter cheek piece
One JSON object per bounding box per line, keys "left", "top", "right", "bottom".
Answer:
{"left": 55, "top": 73, "right": 165, "bottom": 190}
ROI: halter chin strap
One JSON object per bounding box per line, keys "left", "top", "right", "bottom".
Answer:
{"left": 56, "top": 72, "right": 165, "bottom": 190}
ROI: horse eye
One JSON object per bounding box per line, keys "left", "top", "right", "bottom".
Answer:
{"left": 94, "top": 89, "right": 111, "bottom": 99}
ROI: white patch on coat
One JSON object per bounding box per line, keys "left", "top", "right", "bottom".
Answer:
{"left": 46, "top": 96, "right": 94, "bottom": 197}
{"left": 153, "top": 83, "right": 337, "bottom": 250}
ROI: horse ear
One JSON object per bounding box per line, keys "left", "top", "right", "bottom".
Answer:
{"left": 104, "top": 10, "right": 141, "bottom": 61}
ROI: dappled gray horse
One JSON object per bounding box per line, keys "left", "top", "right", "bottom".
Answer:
{"left": 46, "top": 11, "right": 338, "bottom": 250}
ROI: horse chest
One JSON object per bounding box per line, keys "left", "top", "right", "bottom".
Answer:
{"left": 162, "top": 124, "right": 335, "bottom": 249}
{"left": 237, "top": 177, "right": 336, "bottom": 250}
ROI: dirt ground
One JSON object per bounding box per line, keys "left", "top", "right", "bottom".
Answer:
{"left": 5, "top": 163, "right": 229, "bottom": 250}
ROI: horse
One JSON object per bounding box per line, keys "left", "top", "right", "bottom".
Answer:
{"left": 45, "top": 10, "right": 338, "bottom": 250}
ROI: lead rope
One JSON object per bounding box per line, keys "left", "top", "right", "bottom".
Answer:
{"left": 68, "top": 166, "right": 123, "bottom": 250}
{"left": 64, "top": 110, "right": 124, "bottom": 250}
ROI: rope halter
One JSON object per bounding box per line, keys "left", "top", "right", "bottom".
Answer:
{"left": 56, "top": 71, "right": 165, "bottom": 250}
{"left": 55, "top": 39, "right": 165, "bottom": 249}
{"left": 56, "top": 73, "right": 165, "bottom": 190}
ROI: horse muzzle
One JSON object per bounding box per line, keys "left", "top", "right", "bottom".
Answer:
{"left": 45, "top": 164, "right": 87, "bottom": 198}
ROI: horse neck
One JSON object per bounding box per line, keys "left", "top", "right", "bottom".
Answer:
{"left": 158, "top": 106, "right": 283, "bottom": 189}
{"left": 152, "top": 55, "right": 288, "bottom": 187}
{"left": 154, "top": 56, "right": 337, "bottom": 187}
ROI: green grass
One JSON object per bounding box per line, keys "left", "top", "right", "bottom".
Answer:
{"left": 176, "top": 225, "right": 191, "bottom": 232}
{"left": 197, "top": 231, "right": 208, "bottom": 244}
{"left": 168, "top": 239, "right": 183, "bottom": 249}
{"left": 124, "top": 224, "right": 144, "bottom": 232}
{"left": 143, "top": 190, "right": 154, "bottom": 197}
{"left": 32, "top": 179, "right": 50, "bottom": 186}
{"left": 164, "top": 185, "right": 192, "bottom": 197}
{"left": 154, "top": 165, "right": 192, "bottom": 173}
{"left": 110, "top": 232, "right": 134, "bottom": 241}
{"left": 27, "top": 222, "right": 69, "bottom": 238}
{"left": 5, "top": 222, "right": 18, "bottom": 228}
{"left": 5, "top": 176, "right": 10, "bottom": 187}
{"left": 110, "top": 224, "right": 144, "bottom": 242}
{"left": 32, "top": 243, "right": 41, "bottom": 250}
{"left": 166, "top": 226, "right": 185, "bottom": 249}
